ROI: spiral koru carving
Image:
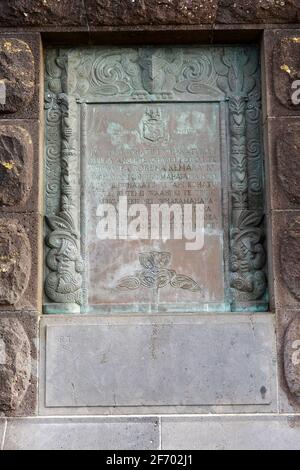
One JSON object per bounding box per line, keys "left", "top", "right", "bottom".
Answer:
{"left": 117, "top": 251, "right": 202, "bottom": 293}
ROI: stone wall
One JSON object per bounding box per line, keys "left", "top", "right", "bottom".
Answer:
{"left": 0, "top": 33, "right": 42, "bottom": 418}
{"left": 0, "top": 1, "right": 298, "bottom": 27}
{"left": 0, "top": 0, "right": 300, "bottom": 450}
{"left": 262, "top": 28, "right": 300, "bottom": 411}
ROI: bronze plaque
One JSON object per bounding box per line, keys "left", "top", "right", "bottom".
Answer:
{"left": 44, "top": 46, "right": 267, "bottom": 314}
{"left": 83, "top": 102, "right": 227, "bottom": 313}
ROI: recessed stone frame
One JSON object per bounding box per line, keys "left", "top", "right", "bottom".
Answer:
{"left": 43, "top": 44, "right": 267, "bottom": 315}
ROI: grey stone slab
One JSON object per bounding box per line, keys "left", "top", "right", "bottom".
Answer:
{"left": 3, "top": 417, "right": 159, "bottom": 450}
{"left": 162, "top": 416, "right": 300, "bottom": 450}
{"left": 40, "top": 314, "right": 277, "bottom": 414}
{"left": 0, "top": 419, "right": 6, "bottom": 450}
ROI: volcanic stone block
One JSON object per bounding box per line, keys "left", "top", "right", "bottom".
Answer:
{"left": 284, "top": 316, "right": 300, "bottom": 398}
{"left": 0, "top": 0, "right": 298, "bottom": 29}
{"left": 0, "top": 213, "right": 41, "bottom": 312}
{"left": 85, "top": 0, "right": 218, "bottom": 26}
{"left": 0, "top": 38, "right": 34, "bottom": 115}
{"left": 0, "top": 125, "right": 33, "bottom": 208}
{"left": 263, "top": 30, "right": 300, "bottom": 117}
{"left": 276, "top": 309, "right": 300, "bottom": 412}
{"left": 280, "top": 216, "right": 300, "bottom": 302}
{"left": 217, "top": 0, "right": 300, "bottom": 24}
{"left": 0, "top": 1, "right": 86, "bottom": 27}
{"left": 273, "top": 119, "right": 300, "bottom": 206}
{"left": 0, "top": 313, "right": 37, "bottom": 417}
{"left": 0, "top": 218, "right": 31, "bottom": 307}
{"left": 0, "top": 120, "right": 41, "bottom": 213}
{"left": 264, "top": 118, "right": 300, "bottom": 210}
{"left": 271, "top": 211, "right": 300, "bottom": 308}
{"left": 0, "top": 34, "right": 41, "bottom": 120}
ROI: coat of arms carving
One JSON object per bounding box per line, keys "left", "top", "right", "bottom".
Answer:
{"left": 142, "top": 107, "right": 166, "bottom": 143}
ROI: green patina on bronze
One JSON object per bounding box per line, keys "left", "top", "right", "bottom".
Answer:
{"left": 44, "top": 45, "right": 267, "bottom": 314}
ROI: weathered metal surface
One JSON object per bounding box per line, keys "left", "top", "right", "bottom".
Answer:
{"left": 44, "top": 46, "right": 267, "bottom": 313}
{"left": 84, "top": 102, "right": 225, "bottom": 312}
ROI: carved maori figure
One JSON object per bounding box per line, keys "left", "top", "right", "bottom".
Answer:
{"left": 45, "top": 211, "right": 83, "bottom": 305}
{"left": 230, "top": 211, "right": 266, "bottom": 300}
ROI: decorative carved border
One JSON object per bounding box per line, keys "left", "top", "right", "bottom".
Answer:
{"left": 44, "top": 50, "right": 83, "bottom": 313}
{"left": 44, "top": 45, "right": 267, "bottom": 313}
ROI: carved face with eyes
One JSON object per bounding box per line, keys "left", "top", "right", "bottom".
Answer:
{"left": 0, "top": 319, "right": 31, "bottom": 413}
